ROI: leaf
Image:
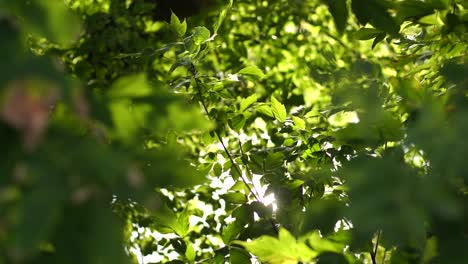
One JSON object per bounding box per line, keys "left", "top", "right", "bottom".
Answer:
{"left": 229, "top": 114, "right": 246, "bottom": 131}
{"left": 236, "top": 228, "right": 317, "bottom": 264}
{"left": 324, "top": 0, "right": 349, "bottom": 33}
{"left": 240, "top": 94, "right": 258, "bottom": 112}
{"left": 185, "top": 242, "right": 196, "bottom": 262}
{"left": 316, "top": 252, "right": 349, "bottom": 264}
{"left": 372, "top": 33, "right": 386, "bottom": 49}
{"left": 292, "top": 116, "right": 306, "bottom": 129}
{"left": 351, "top": 0, "right": 400, "bottom": 35}
{"left": 230, "top": 247, "right": 251, "bottom": 264}
{"left": 213, "top": 163, "right": 223, "bottom": 177}
{"left": 250, "top": 201, "right": 273, "bottom": 219}
{"left": 232, "top": 204, "right": 254, "bottom": 225}
{"left": 353, "top": 28, "right": 384, "bottom": 40}
{"left": 193, "top": 26, "right": 211, "bottom": 45}
{"left": 221, "top": 192, "right": 247, "bottom": 204}
{"left": 307, "top": 231, "right": 346, "bottom": 253}
{"left": 256, "top": 104, "right": 274, "bottom": 118}
{"left": 213, "top": 0, "right": 233, "bottom": 33}
{"left": 270, "top": 97, "right": 287, "bottom": 122}
{"left": 222, "top": 222, "right": 243, "bottom": 244}
{"left": 170, "top": 12, "right": 187, "bottom": 37}
{"left": 238, "top": 66, "right": 265, "bottom": 78}
{"left": 395, "top": 0, "right": 436, "bottom": 22}
{"left": 265, "top": 152, "right": 284, "bottom": 170}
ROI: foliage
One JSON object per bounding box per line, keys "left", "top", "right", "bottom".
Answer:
{"left": 0, "top": 0, "right": 467, "bottom": 264}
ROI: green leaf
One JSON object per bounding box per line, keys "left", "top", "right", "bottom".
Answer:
{"left": 174, "top": 208, "right": 191, "bottom": 237}
{"left": 250, "top": 201, "right": 273, "bottom": 219}
{"left": 265, "top": 152, "right": 284, "bottom": 170}
{"left": 351, "top": 0, "right": 400, "bottom": 35}
{"left": 213, "top": 163, "right": 223, "bottom": 177}
{"left": 324, "top": 0, "right": 349, "bottom": 33}
{"left": 270, "top": 97, "right": 287, "bottom": 122}
{"left": 240, "top": 94, "right": 258, "bottom": 112}
{"left": 170, "top": 12, "right": 187, "bottom": 37}
{"left": 238, "top": 66, "right": 265, "bottom": 78}
{"left": 232, "top": 204, "right": 254, "bottom": 225}
{"left": 395, "top": 0, "right": 436, "bottom": 22}
{"left": 4, "top": 0, "right": 81, "bottom": 45}
{"left": 230, "top": 247, "right": 251, "bottom": 264}
{"left": 316, "top": 252, "right": 349, "bottom": 264}
{"left": 372, "top": 33, "right": 386, "bottom": 49}
{"left": 292, "top": 116, "right": 306, "bottom": 129}
{"left": 213, "top": 0, "right": 233, "bottom": 33}
{"left": 222, "top": 192, "right": 247, "bottom": 204}
{"left": 185, "top": 242, "right": 196, "bottom": 262}
{"left": 353, "top": 28, "right": 384, "bottom": 40}
{"left": 193, "top": 26, "right": 211, "bottom": 45}
{"left": 236, "top": 228, "right": 317, "bottom": 264}
{"left": 257, "top": 104, "right": 274, "bottom": 118}
{"left": 229, "top": 114, "right": 246, "bottom": 131}
{"left": 307, "top": 231, "right": 346, "bottom": 253}
{"left": 222, "top": 222, "right": 243, "bottom": 244}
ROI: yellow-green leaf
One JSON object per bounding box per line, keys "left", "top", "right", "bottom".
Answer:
{"left": 170, "top": 12, "right": 187, "bottom": 37}
{"left": 238, "top": 66, "right": 265, "bottom": 78}
{"left": 240, "top": 94, "right": 258, "bottom": 112}
{"left": 292, "top": 116, "right": 306, "bottom": 129}
{"left": 271, "top": 97, "right": 287, "bottom": 122}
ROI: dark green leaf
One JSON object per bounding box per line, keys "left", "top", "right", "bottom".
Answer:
{"left": 229, "top": 247, "right": 251, "bottom": 264}
{"left": 222, "top": 192, "right": 247, "bottom": 204}
{"left": 324, "top": 0, "right": 349, "bottom": 33}
{"left": 353, "top": 28, "right": 384, "bottom": 40}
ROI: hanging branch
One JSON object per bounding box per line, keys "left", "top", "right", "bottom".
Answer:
{"left": 189, "top": 64, "right": 278, "bottom": 234}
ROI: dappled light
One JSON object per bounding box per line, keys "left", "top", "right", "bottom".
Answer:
{"left": 1, "top": 0, "right": 467, "bottom": 263}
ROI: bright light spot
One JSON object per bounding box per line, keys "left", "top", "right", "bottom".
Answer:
{"left": 284, "top": 22, "right": 297, "bottom": 33}
{"left": 328, "top": 111, "right": 360, "bottom": 127}
{"left": 227, "top": 73, "right": 239, "bottom": 81}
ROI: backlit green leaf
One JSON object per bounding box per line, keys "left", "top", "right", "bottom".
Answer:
{"left": 193, "top": 26, "right": 211, "bottom": 45}
{"left": 271, "top": 97, "right": 287, "bottom": 122}
{"left": 240, "top": 94, "right": 258, "bottom": 112}
{"left": 170, "top": 12, "right": 187, "bottom": 37}
{"left": 238, "top": 66, "right": 265, "bottom": 78}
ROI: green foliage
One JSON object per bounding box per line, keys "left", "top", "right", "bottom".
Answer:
{"left": 1, "top": 0, "right": 467, "bottom": 263}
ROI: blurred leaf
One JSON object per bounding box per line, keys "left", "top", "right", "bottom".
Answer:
{"left": 185, "top": 242, "right": 196, "bottom": 262}
{"left": 1, "top": 0, "right": 81, "bottom": 45}
{"left": 240, "top": 94, "right": 258, "bottom": 112}
{"left": 222, "top": 192, "right": 247, "bottom": 204}
{"left": 324, "top": 0, "right": 349, "bottom": 33}
{"left": 238, "top": 66, "right": 265, "bottom": 78}
{"left": 223, "top": 222, "right": 243, "bottom": 244}
{"left": 213, "top": 163, "right": 223, "bottom": 177}
{"left": 351, "top": 0, "right": 400, "bottom": 35}
{"left": 193, "top": 26, "right": 211, "bottom": 45}
{"left": 292, "top": 116, "right": 306, "bottom": 129}
{"left": 353, "top": 28, "right": 384, "bottom": 40}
